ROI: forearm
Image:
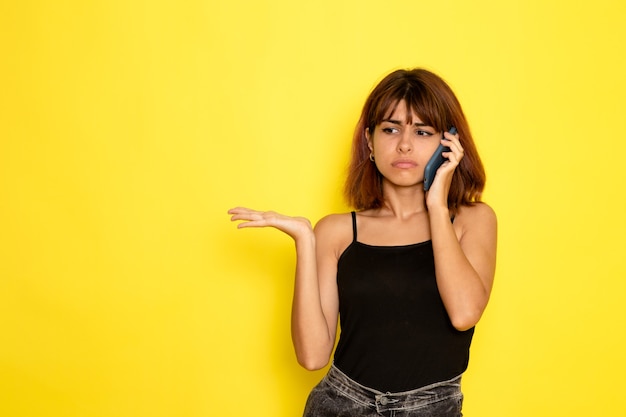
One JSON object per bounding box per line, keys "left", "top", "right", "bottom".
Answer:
{"left": 290, "top": 233, "right": 334, "bottom": 370}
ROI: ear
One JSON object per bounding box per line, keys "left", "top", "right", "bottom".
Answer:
{"left": 365, "top": 128, "right": 373, "bottom": 151}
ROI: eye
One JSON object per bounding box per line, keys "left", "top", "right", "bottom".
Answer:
{"left": 416, "top": 130, "right": 433, "bottom": 136}
{"left": 382, "top": 127, "right": 399, "bottom": 134}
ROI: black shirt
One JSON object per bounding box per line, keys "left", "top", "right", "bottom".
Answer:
{"left": 333, "top": 212, "right": 474, "bottom": 392}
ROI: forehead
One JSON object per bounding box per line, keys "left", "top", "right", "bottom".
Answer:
{"left": 383, "top": 100, "right": 425, "bottom": 124}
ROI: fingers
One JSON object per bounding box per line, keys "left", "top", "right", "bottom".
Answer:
{"left": 228, "top": 207, "right": 313, "bottom": 240}
{"left": 228, "top": 207, "right": 289, "bottom": 228}
{"left": 228, "top": 206, "right": 260, "bottom": 218}
{"left": 228, "top": 206, "right": 254, "bottom": 221}
{"left": 228, "top": 207, "right": 273, "bottom": 228}
{"left": 442, "top": 131, "right": 464, "bottom": 165}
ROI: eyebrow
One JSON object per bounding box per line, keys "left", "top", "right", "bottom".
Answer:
{"left": 382, "top": 118, "right": 429, "bottom": 127}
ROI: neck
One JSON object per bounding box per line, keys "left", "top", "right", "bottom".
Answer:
{"left": 380, "top": 181, "right": 427, "bottom": 219}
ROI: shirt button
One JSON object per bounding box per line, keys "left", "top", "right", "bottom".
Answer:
{"left": 379, "top": 397, "right": 389, "bottom": 405}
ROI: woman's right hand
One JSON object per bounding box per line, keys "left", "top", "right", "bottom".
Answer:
{"left": 228, "top": 207, "right": 313, "bottom": 241}
{"left": 229, "top": 206, "right": 339, "bottom": 370}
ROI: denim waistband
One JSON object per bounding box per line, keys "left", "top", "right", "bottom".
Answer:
{"left": 324, "top": 364, "right": 463, "bottom": 413}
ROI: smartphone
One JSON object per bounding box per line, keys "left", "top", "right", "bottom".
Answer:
{"left": 423, "top": 126, "right": 457, "bottom": 191}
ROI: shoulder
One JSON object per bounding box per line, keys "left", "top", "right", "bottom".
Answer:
{"left": 314, "top": 212, "right": 354, "bottom": 258}
{"left": 455, "top": 202, "right": 497, "bottom": 241}
{"left": 315, "top": 212, "right": 353, "bottom": 229}
{"left": 456, "top": 202, "right": 496, "bottom": 223}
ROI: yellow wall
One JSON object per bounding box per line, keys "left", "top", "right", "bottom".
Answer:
{"left": 2, "top": 1, "right": 625, "bottom": 416}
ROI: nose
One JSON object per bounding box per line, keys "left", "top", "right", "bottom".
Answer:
{"left": 397, "top": 131, "right": 412, "bottom": 153}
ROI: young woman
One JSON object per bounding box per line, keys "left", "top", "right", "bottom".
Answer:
{"left": 228, "top": 68, "right": 497, "bottom": 417}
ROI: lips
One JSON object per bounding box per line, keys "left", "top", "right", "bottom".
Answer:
{"left": 392, "top": 159, "right": 418, "bottom": 169}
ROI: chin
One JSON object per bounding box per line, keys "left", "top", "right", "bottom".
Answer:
{"left": 383, "top": 175, "right": 423, "bottom": 189}
{"left": 390, "top": 180, "right": 423, "bottom": 188}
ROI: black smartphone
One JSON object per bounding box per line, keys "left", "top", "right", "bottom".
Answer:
{"left": 423, "top": 126, "right": 457, "bottom": 191}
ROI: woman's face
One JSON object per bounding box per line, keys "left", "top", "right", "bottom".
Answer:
{"left": 366, "top": 100, "right": 442, "bottom": 189}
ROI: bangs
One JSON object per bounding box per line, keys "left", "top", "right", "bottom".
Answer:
{"left": 368, "top": 81, "right": 449, "bottom": 131}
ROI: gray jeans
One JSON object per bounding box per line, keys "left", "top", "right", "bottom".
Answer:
{"left": 303, "top": 365, "right": 463, "bottom": 417}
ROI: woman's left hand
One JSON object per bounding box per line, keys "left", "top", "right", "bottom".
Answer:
{"left": 425, "top": 130, "right": 464, "bottom": 210}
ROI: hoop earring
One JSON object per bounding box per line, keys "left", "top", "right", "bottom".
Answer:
{"left": 369, "top": 152, "right": 375, "bottom": 162}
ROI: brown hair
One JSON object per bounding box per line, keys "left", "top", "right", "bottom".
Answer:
{"left": 344, "top": 68, "right": 486, "bottom": 215}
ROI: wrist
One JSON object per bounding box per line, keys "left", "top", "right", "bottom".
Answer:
{"left": 294, "top": 224, "right": 315, "bottom": 247}
{"left": 427, "top": 204, "right": 451, "bottom": 220}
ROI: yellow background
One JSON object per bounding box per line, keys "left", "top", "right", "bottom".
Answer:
{"left": 2, "top": 1, "right": 625, "bottom": 416}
